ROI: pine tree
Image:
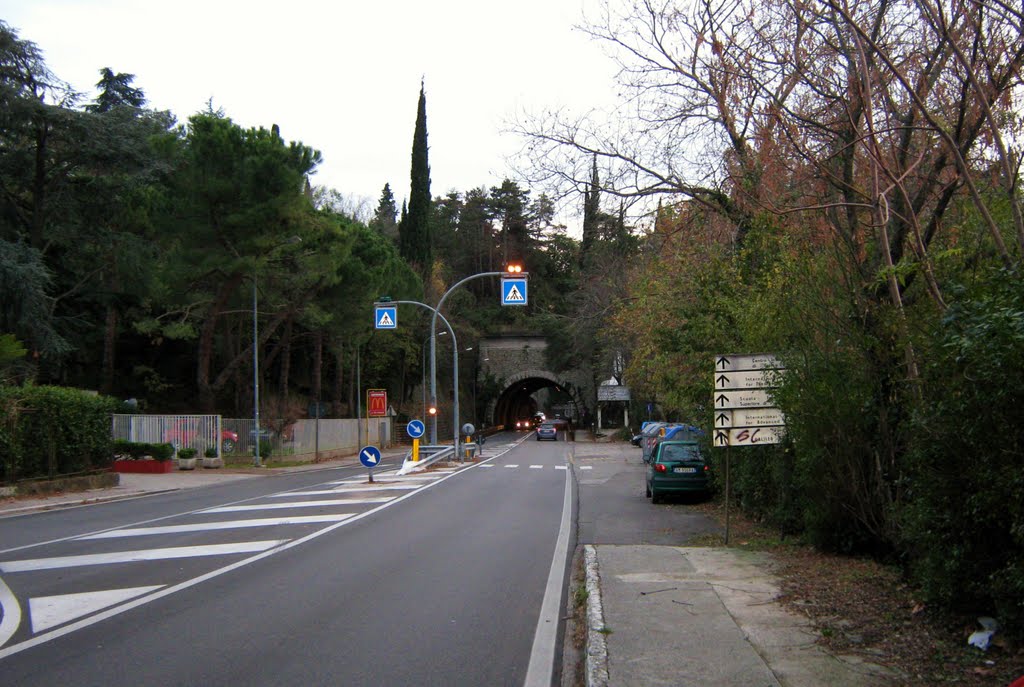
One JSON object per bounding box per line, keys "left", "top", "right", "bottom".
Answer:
{"left": 370, "top": 183, "right": 399, "bottom": 240}
{"left": 580, "top": 156, "right": 600, "bottom": 267}
{"left": 399, "top": 82, "right": 432, "bottom": 272}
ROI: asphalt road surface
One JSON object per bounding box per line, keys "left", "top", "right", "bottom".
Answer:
{"left": 0, "top": 431, "right": 574, "bottom": 686}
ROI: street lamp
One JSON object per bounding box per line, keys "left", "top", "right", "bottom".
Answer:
{"left": 429, "top": 267, "right": 527, "bottom": 444}
{"left": 252, "top": 235, "right": 302, "bottom": 467}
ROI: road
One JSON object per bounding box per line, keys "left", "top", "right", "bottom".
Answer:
{"left": 0, "top": 430, "right": 573, "bottom": 686}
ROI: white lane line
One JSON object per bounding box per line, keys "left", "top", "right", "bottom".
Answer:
{"left": 0, "top": 540, "right": 287, "bottom": 573}
{"left": 555, "top": 466, "right": 567, "bottom": 470}
{"left": 579, "top": 466, "right": 593, "bottom": 470}
{"left": 203, "top": 498, "right": 392, "bottom": 513}
{"left": 0, "top": 575, "right": 21, "bottom": 648}
{"left": 79, "top": 514, "right": 353, "bottom": 539}
{"left": 524, "top": 456, "right": 574, "bottom": 687}
{"left": 479, "top": 465, "right": 495, "bottom": 469}
{"left": 278, "top": 485, "right": 420, "bottom": 497}
{"left": 504, "top": 464, "right": 519, "bottom": 468}
{"left": 30, "top": 586, "right": 163, "bottom": 633}
{"left": 529, "top": 465, "right": 543, "bottom": 469}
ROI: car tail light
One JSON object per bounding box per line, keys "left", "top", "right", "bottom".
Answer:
{"left": 655, "top": 464, "right": 667, "bottom": 472}
{"left": 704, "top": 465, "right": 710, "bottom": 472}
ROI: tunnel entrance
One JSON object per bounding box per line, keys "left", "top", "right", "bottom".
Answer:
{"left": 490, "top": 374, "right": 580, "bottom": 430}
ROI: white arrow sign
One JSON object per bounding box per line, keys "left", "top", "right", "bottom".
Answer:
{"left": 714, "top": 353, "right": 783, "bottom": 372}
{"left": 715, "top": 408, "right": 786, "bottom": 429}
{"left": 714, "top": 369, "right": 784, "bottom": 390}
{"left": 713, "top": 389, "right": 773, "bottom": 409}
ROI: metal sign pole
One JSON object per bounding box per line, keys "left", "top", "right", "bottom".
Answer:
{"left": 725, "top": 444, "right": 731, "bottom": 545}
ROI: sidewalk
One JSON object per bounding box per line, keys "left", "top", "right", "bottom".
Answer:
{"left": 574, "top": 434, "right": 898, "bottom": 687}
{"left": 0, "top": 448, "right": 409, "bottom": 518}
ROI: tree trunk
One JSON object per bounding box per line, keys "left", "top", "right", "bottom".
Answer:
{"left": 197, "top": 272, "right": 244, "bottom": 412}
{"left": 312, "top": 331, "right": 323, "bottom": 404}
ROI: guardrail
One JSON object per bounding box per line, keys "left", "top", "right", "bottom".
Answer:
{"left": 397, "top": 445, "right": 455, "bottom": 475}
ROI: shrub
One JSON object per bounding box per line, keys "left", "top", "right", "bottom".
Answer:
{"left": 258, "top": 439, "right": 273, "bottom": 459}
{"left": 177, "top": 447, "right": 198, "bottom": 459}
{"left": 204, "top": 446, "right": 218, "bottom": 458}
{"left": 0, "top": 385, "right": 121, "bottom": 482}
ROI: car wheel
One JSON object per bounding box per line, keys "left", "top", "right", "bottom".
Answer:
{"left": 651, "top": 488, "right": 661, "bottom": 504}
{"left": 221, "top": 439, "right": 236, "bottom": 453}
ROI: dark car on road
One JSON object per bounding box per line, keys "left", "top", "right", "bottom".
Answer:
{"left": 645, "top": 440, "right": 710, "bottom": 502}
{"left": 536, "top": 422, "right": 558, "bottom": 441}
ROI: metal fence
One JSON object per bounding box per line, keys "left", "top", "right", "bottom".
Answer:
{"left": 113, "top": 415, "right": 395, "bottom": 460}
{"left": 112, "top": 414, "right": 223, "bottom": 456}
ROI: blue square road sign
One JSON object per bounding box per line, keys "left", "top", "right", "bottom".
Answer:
{"left": 501, "top": 278, "right": 528, "bottom": 306}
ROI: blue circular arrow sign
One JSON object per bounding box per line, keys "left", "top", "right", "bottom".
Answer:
{"left": 359, "top": 445, "right": 382, "bottom": 468}
{"left": 406, "top": 419, "right": 425, "bottom": 439}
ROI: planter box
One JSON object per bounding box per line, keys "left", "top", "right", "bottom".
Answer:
{"left": 202, "top": 457, "right": 224, "bottom": 469}
{"left": 178, "top": 458, "right": 198, "bottom": 470}
{"left": 113, "top": 459, "right": 175, "bottom": 474}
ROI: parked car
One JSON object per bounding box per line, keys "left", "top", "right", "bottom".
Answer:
{"left": 536, "top": 422, "right": 558, "bottom": 441}
{"left": 645, "top": 440, "right": 710, "bottom": 502}
{"left": 163, "top": 422, "right": 238, "bottom": 454}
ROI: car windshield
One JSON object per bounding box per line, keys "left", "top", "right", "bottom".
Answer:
{"left": 540, "top": 424, "right": 555, "bottom": 430}
{"left": 657, "top": 444, "right": 701, "bottom": 462}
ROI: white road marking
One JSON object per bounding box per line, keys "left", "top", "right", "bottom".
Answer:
{"left": 530, "top": 465, "right": 544, "bottom": 469}
{"left": 79, "top": 515, "right": 353, "bottom": 539}
{"left": 30, "top": 586, "right": 162, "bottom": 633}
{"left": 0, "top": 540, "right": 287, "bottom": 573}
{"left": 478, "top": 465, "right": 495, "bottom": 469}
{"left": 203, "top": 498, "right": 392, "bottom": 513}
{"left": 579, "top": 466, "right": 593, "bottom": 470}
{"left": 524, "top": 457, "right": 574, "bottom": 687}
{"left": 555, "top": 466, "right": 567, "bottom": 470}
{"left": 0, "top": 576, "right": 20, "bottom": 649}
{"left": 0, "top": 466, "right": 483, "bottom": 659}
{"left": 278, "top": 485, "right": 420, "bottom": 497}
{"left": 505, "top": 464, "right": 519, "bottom": 468}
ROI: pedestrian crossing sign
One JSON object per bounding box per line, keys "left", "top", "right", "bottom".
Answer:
{"left": 374, "top": 306, "right": 397, "bottom": 329}
{"left": 501, "top": 277, "right": 528, "bottom": 306}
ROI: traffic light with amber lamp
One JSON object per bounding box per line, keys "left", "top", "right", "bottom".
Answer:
{"left": 505, "top": 263, "right": 523, "bottom": 274}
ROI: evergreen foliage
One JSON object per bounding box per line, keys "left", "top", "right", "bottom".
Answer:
{"left": 399, "top": 83, "right": 432, "bottom": 272}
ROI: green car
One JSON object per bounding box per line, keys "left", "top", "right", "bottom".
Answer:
{"left": 645, "top": 440, "right": 710, "bottom": 503}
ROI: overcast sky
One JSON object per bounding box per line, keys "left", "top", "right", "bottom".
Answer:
{"left": 2, "top": 0, "right": 617, "bottom": 223}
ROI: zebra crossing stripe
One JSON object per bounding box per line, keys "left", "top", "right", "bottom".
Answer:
{"left": 79, "top": 515, "right": 353, "bottom": 539}
{"left": 529, "top": 465, "right": 543, "bottom": 469}
{"left": 204, "top": 498, "right": 392, "bottom": 513}
{"left": 0, "top": 540, "right": 287, "bottom": 573}
{"left": 279, "top": 485, "right": 420, "bottom": 497}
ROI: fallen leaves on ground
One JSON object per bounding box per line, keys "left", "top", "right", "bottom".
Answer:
{"left": 692, "top": 499, "right": 1024, "bottom": 686}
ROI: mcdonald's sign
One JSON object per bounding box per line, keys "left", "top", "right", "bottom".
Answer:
{"left": 367, "top": 389, "right": 388, "bottom": 418}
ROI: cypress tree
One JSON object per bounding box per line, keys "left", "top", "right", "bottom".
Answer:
{"left": 399, "top": 82, "right": 432, "bottom": 272}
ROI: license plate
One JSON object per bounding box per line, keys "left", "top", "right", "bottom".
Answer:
{"left": 673, "top": 467, "right": 697, "bottom": 474}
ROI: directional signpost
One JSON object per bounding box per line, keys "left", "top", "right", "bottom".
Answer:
{"left": 359, "top": 445, "right": 381, "bottom": 483}
{"left": 713, "top": 353, "right": 787, "bottom": 543}
{"left": 407, "top": 419, "right": 425, "bottom": 462}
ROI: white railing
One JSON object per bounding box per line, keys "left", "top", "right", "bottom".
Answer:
{"left": 114, "top": 415, "right": 395, "bottom": 460}
{"left": 112, "top": 414, "right": 224, "bottom": 456}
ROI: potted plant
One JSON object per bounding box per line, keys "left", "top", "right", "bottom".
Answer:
{"left": 177, "top": 447, "right": 198, "bottom": 470}
{"left": 202, "top": 445, "right": 223, "bottom": 469}
{"left": 112, "top": 441, "right": 177, "bottom": 473}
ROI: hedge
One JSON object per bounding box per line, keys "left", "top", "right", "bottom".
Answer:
{"left": 0, "top": 385, "right": 123, "bottom": 483}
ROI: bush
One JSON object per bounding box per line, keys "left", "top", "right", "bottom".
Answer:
{"left": 258, "top": 439, "right": 273, "bottom": 459}
{"left": 177, "top": 447, "right": 197, "bottom": 459}
{"left": 0, "top": 385, "right": 121, "bottom": 482}
{"left": 899, "top": 270, "right": 1024, "bottom": 633}
{"left": 204, "top": 446, "right": 218, "bottom": 458}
